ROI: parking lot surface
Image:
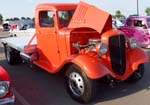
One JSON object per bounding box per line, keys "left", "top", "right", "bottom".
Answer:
{"left": 0, "top": 32, "right": 150, "bottom": 105}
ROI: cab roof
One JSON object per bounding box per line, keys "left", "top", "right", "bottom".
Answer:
{"left": 36, "top": 3, "right": 77, "bottom": 11}
{"left": 128, "top": 16, "right": 150, "bottom": 20}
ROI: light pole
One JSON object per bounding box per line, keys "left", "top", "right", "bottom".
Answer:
{"left": 137, "top": 0, "right": 139, "bottom": 15}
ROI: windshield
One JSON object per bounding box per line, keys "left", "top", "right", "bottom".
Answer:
{"left": 58, "top": 10, "right": 74, "bottom": 28}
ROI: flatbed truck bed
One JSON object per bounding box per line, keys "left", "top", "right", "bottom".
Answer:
{"left": 0, "top": 35, "right": 37, "bottom": 52}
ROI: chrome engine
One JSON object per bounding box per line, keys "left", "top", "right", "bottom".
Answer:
{"left": 72, "top": 38, "right": 100, "bottom": 53}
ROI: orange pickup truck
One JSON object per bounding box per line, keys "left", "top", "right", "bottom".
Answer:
{"left": 0, "top": 1, "right": 148, "bottom": 103}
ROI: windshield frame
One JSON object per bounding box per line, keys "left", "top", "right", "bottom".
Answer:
{"left": 57, "top": 10, "right": 75, "bottom": 28}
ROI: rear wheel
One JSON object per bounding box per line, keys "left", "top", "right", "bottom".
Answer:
{"left": 125, "top": 64, "right": 144, "bottom": 83}
{"left": 65, "top": 65, "right": 97, "bottom": 103}
{"left": 4, "top": 45, "right": 22, "bottom": 65}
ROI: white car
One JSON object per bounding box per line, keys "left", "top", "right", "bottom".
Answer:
{"left": 112, "top": 19, "right": 124, "bottom": 28}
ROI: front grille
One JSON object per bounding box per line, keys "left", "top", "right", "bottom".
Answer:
{"left": 109, "top": 35, "right": 126, "bottom": 75}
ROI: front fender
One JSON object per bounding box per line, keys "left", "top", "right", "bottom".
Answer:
{"left": 0, "top": 66, "right": 11, "bottom": 81}
{"left": 65, "top": 54, "right": 115, "bottom": 79}
{"left": 128, "top": 48, "right": 148, "bottom": 70}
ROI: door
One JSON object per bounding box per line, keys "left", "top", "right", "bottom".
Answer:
{"left": 37, "top": 11, "right": 60, "bottom": 67}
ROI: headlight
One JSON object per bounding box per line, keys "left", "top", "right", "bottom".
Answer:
{"left": 129, "top": 38, "right": 137, "bottom": 49}
{"left": 97, "top": 43, "right": 108, "bottom": 56}
{"left": 0, "top": 81, "right": 9, "bottom": 98}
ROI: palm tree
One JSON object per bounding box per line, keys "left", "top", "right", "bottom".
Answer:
{"left": 0, "top": 14, "right": 3, "bottom": 24}
{"left": 115, "top": 10, "right": 125, "bottom": 19}
{"left": 145, "top": 7, "right": 150, "bottom": 16}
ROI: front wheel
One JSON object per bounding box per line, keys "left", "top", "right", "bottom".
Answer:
{"left": 65, "top": 65, "right": 97, "bottom": 103}
{"left": 125, "top": 64, "right": 144, "bottom": 83}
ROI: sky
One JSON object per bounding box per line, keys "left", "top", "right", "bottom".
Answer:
{"left": 0, "top": 0, "right": 150, "bottom": 20}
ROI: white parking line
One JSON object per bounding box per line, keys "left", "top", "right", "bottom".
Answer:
{"left": 12, "top": 88, "right": 32, "bottom": 105}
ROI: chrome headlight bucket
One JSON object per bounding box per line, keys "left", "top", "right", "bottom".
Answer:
{"left": 0, "top": 81, "right": 9, "bottom": 98}
{"left": 129, "top": 38, "right": 137, "bottom": 49}
{"left": 96, "top": 43, "right": 108, "bottom": 56}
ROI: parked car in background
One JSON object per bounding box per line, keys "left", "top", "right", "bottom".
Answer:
{"left": 0, "top": 25, "right": 3, "bottom": 31}
{"left": 112, "top": 18, "right": 124, "bottom": 28}
{"left": 119, "top": 18, "right": 126, "bottom": 24}
{"left": 10, "top": 23, "right": 35, "bottom": 37}
{"left": 9, "top": 24, "right": 18, "bottom": 32}
{"left": 119, "top": 16, "right": 150, "bottom": 48}
{"left": 0, "top": 66, "right": 14, "bottom": 104}
{"left": 2, "top": 23, "right": 10, "bottom": 31}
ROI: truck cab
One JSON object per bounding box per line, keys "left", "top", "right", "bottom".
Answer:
{"left": 1, "top": 2, "right": 148, "bottom": 103}
{"left": 35, "top": 4, "right": 76, "bottom": 68}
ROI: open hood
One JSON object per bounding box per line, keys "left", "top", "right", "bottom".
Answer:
{"left": 68, "top": 1, "right": 112, "bottom": 34}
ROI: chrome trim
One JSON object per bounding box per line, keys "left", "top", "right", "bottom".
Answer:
{"left": 0, "top": 95, "right": 15, "bottom": 105}
{"left": 20, "top": 52, "right": 31, "bottom": 61}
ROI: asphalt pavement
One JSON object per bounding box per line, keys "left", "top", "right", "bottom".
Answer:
{"left": 0, "top": 32, "right": 150, "bottom": 105}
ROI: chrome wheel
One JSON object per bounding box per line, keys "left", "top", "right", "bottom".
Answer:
{"left": 69, "top": 72, "right": 85, "bottom": 97}
{"left": 65, "top": 65, "right": 97, "bottom": 103}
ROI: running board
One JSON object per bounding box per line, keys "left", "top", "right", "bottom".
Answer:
{"left": 20, "top": 52, "right": 31, "bottom": 62}
{"left": 20, "top": 52, "right": 39, "bottom": 62}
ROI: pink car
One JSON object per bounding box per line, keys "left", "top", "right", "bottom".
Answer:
{"left": 0, "top": 66, "right": 14, "bottom": 105}
{"left": 119, "top": 16, "right": 150, "bottom": 48}
{"left": 0, "top": 25, "right": 3, "bottom": 31}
